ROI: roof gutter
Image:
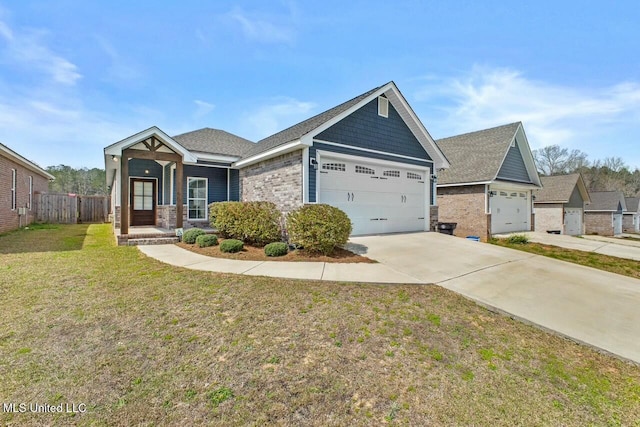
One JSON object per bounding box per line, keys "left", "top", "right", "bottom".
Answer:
{"left": 233, "top": 140, "right": 311, "bottom": 168}
{"left": 0, "top": 143, "right": 55, "bottom": 180}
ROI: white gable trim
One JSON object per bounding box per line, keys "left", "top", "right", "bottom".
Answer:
{"left": 104, "top": 126, "right": 197, "bottom": 163}
{"left": 298, "top": 82, "right": 450, "bottom": 170}
{"left": 493, "top": 123, "right": 541, "bottom": 188}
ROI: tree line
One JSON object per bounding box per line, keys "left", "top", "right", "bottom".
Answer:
{"left": 533, "top": 145, "right": 640, "bottom": 197}
{"left": 46, "top": 165, "right": 107, "bottom": 195}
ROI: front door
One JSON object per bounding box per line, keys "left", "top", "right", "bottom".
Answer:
{"left": 130, "top": 178, "right": 156, "bottom": 226}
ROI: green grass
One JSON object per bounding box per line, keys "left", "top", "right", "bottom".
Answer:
{"left": 1, "top": 224, "right": 640, "bottom": 425}
{"left": 490, "top": 238, "right": 640, "bottom": 279}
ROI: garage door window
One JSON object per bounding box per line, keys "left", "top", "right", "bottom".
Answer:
{"left": 383, "top": 170, "right": 400, "bottom": 177}
{"left": 322, "top": 163, "right": 345, "bottom": 171}
{"left": 500, "top": 191, "right": 507, "bottom": 196}
{"left": 355, "top": 165, "right": 375, "bottom": 175}
{"left": 407, "top": 172, "right": 422, "bottom": 180}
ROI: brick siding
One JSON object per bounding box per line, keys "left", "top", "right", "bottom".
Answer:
{"left": 534, "top": 204, "right": 564, "bottom": 233}
{"left": 437, "top": 185, "right": 490, "bottom": 240}
{"left": 584, "top": 212, "right": 614, "bottom": 236}
{"left": 623, "top": 214, "right": 637, "bottom": 233}
{"left": 240, "top": 151, "right": 303, "bottom": 214}
{"left": 0, "top": 154, "right": 49, "bottom": 233}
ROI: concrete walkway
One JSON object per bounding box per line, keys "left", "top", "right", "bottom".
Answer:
{"left": 139, "top": 233, "right": 640, "bottom": 364}
{"left": 499, "top": 231, "right": 640, "bottom": 261}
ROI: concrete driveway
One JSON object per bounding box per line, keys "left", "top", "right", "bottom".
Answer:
{"left": 495, "top": 231, "right": 640, "bottom": 261}
{"left": 348, "top": 232, "right": 640, "bottom": 363}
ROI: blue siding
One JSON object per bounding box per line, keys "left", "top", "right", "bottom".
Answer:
{"left": 229, "top": 169, "right": 240, "bottom": 201}
{"left": 309, "top": 143, "right": 433, "bottom": 204}
{"left": 129, "top": 159, "right": 163, "bottom": 204}
{"left": 566, "top": 186, "right": 584, "bottom": 208}
{"left": 315, "top": 97, "right": 432, "bottom": 160}
{"left": 497, "top": 141, "right": 531, "bottom": 183}
{"left": 173, "top": 166, "right": 229, "bottom": 204}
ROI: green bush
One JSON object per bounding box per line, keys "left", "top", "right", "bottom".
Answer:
{"left": 220, "top": 239, "right": 244, "bottom": 253}
{"left": 264, "top": 241, "right": 288, "bottom": 257}
{"left": 505, "top": 234, "right": 529, "bottom": 244}
{"left": 196, "top": 234, "right": 218, "bottom": 248}
{"left": 183, "top": 228, "right": 206, "bottom": 244}
{"left": 209, "top": 201, "right": 282, "bottom": 246}
{"left": 287, "top": 204, "right": 352, "bottom": 255}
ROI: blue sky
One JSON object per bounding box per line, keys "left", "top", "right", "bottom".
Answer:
{"left": 0, "top": 1, "right": 639, "bottom": 170}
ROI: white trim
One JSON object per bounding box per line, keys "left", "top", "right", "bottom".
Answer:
{"left": 302, "top": 147, "right": 309, "bottom": 204}
{"left": 313, "top": 139, "right": 433, "bottom": 165}
{"left": 438, "top": 180, "right": 493, "bottom": 188}
{"left": 378, "top": 96, "right": 389, "bottom": 118}
{"left": 191, "top": 151, "right": 240, "bottom": 163}
{"left": 317, "top": 150, "right": 430, "bottom": 172}
{"left": 11, "top": 168, "right": 16, "bottom": 210}
{"left": 186, "top": 176, "right": 208, "bottom": 221}
{"left": 227, "top": 168, "right": 230, "bottom": 201}
{"left": 183, "top": 162, "right": 230, "bottom": 169}
{"left": 28, "top": 176, "right": 33, "bottom": 210}
{"left": 485, "top": 184, "right": 490, "bottom": 214}
{"left": 0, "top": 143, "right": 55, "bottom": 180}
{"left": 493, "top": 124, "right": 542, "bottom": 188}
{"left": 170, "top": 164, "right": 176, "bottom": 205}
{"left": 233, "top": 140, "right": 310, "bottom": 168}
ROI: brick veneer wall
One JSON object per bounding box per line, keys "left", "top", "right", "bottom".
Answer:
{"left": 534, "top": 204, "right": 564, "bottom": 233}
{"left": 622, "top": 214, "right": 637, "bottom": 233}
{"left": 437, "top": 184, "right": 489, "bottom": 240}
{"left": 584, "top": 212, "right": 613, "bottom": 236}
{"left": 239, "top": 151, "right": 303, "bottom": 214}
{"left": 0, "top": 154, "right": 49, "bottom": 233}
{"left": 429, "top": 205, "right": 439, "bottom": 231}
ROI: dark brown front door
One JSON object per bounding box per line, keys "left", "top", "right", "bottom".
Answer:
{"left": 130, "top": 178, "right": 156, "bottom": 226}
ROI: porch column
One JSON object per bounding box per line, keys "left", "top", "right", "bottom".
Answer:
{"left": 176, "top": 161, "right": 183, "bottom": 228}
{"left": 120, "top": 156, "right": 129, "bottom": 235}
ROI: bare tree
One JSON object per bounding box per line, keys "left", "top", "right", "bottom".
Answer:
{"left": 533, "top": 145, "right": 589, "bottom": 176}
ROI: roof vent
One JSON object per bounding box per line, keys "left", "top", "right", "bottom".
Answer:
{"left": 378, "top": 96, "right": 389, "bottom": 118}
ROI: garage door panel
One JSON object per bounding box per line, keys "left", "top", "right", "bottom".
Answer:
{"left": 491, "top": 191, "right": 529, "bottom": 234}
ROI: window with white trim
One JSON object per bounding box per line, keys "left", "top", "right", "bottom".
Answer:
{"left": 11, "top": 169, "right": 16, "bottom": 210}
{"left": 378, "top": 96, "right": 389, "bottom": 118}
{"left": 407, "top": 172, "right": 422, "bottom": 180}
{"left": 28, "top": 176, "right": 33, "bottom": 209}
{"left": 355, "top": 165, "right": 375, "bottom": 175}
{"left": 383, "top": 170, "right": 400, "bottom": 177}
{"left": 187, "top": 177, "right": 207, "bottom": 220}
{"left": 322, "top": 162, "right": 346, "bottom": 171}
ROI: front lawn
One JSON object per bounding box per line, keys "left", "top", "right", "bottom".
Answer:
{"left": 490, "top": 238, "right": 640, "bottom": 279}
{"left": 1, "top": 224, "right": 639, "bottom": 425}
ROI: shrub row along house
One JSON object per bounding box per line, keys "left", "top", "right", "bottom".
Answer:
{"left": 0, "top": 143, "right": 54, "bottom": 233}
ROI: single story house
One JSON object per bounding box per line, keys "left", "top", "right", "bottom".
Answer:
{"left": 623, "top": 197, "right": 639, "bottom": 233}
{"left": 533, "top": 173, "right": 590, "bottom": 235}
{"left": 104, "top": 82, "right": 450, "bottom": 241}
{"left": 0, "top": 142, "right": 54, "bottom": 233}
{"left": 435, "top": 122, "right": 542, "bottom": 240}
{"left": 584, "top": 191, "right": 626, "bottom": 236}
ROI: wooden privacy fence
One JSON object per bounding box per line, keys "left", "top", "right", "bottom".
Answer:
{"left": 34, "top": 193, "right": 109, "bottom": 224}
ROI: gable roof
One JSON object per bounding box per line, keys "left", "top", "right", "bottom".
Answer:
{"left": 624, "top": 197, "right": 639, "bottom": 213}
{"left": 0, "top": 142, "right": 55, "bottom": 180}
{"left": 173, "top": 128, "right": 255, "bottom": 157}
{"left": 236, "top": 81, "right": 450, "bottom": 169}
{"left": 585, "top": 191, "right": 626, "bottom": 212}
{"left": 534, "top": 173, "right": 590, "bottom": 204}
{"left": 435, "top": 122, "right": 540, "bottom": 187}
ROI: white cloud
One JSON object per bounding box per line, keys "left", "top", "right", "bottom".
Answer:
{"left": 414, "top": 66, "right": 640, "bottom": 167}
{"left": 194, "top": 99, "right": 215, "bottom": 118}
{"left": 0, "top": 19, "right": 81, "bottom": 85}
{"left": 244, "top": 97, "right": 316, "bottom": 140}
{"left": 224, "top": 5, "right": 297, "bottom": 45}
{"left": 95, "top": 36, "right": 142, "bottom": 83}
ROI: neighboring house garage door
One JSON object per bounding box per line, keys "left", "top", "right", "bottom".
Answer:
{"left": 318, "top": 156, "right": 428, "bottom": 235}
{"left": 613, "top": 213, "right": 623, "bottom": 235}
{"left": 564, "top": 208, "right": 583, "bottom": 235}
{"left": 491, "top": 190, "right": 529, "bottom": 234}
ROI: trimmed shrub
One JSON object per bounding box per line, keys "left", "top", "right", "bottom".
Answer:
{"left": 183, "top": 228, "right": 206, "bottom": 244}
{"left": 196, "top": 234, "right": 218, "bottom": 248}
{"left": 220, "top": 239, "right": 244, "bottom": 253}
{"left": 287, "top": 204, "right": 352, "bottom": 255}
{"left": 264, "top": 241, "right": 288, "bottom": 257}
{"left": 505, "top": 234, "right": 529, "bottom": 244}
{"left": 209, "top": 201, "right": 282, "bottom": 246}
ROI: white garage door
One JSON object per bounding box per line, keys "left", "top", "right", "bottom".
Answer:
{"left": 613, "top": 213, "right": 623, "bottom": 235}
{"left": 564, "top": 208, "right": 583, "bottom": 235}
{"left": 491, "top": 190, "right": 529, "bottom": 234}
{"left": 318, "top": 157, "right": 428, "bottom": 235}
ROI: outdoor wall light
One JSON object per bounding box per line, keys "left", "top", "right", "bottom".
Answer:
{"left": 112, "top": 155, "right": 118, "bottom": 162}
{"left": 144, "top": 169, "right": 150, "bottom": 174}
{"left": 489, "top": 191, "right": 497, "bottom": 197}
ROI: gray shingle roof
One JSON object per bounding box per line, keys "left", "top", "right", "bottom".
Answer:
{"left": 625, "top": 197, "right": 639, "bottom": 213}
{"left": 534, "top": 174, "right": 582, "bottom": 203}
{"left": 435, "top": 122, "right": 521, "bottom": 185}
{"left": 173, "top": 128, "right": 255, "bottom": 157}
{"left": 585, "top": 191, "right": 626, "bottom": 212}
{"left": 240, "top": 84, "right": 385, "bottom": 159}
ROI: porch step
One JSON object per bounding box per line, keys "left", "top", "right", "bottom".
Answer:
{"left": 127, "top": 237, "right": 180, "bottom": 246}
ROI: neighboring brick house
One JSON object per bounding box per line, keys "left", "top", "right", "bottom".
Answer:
{"left": 533, "top": 174, "right": 590, "bottom": 235}
{"left": 104, "top": 82, "right": 450, "bottom": 242}
{"left": 0, "top": 143, "right": 54, "bottom": 233}
{"left": 435, "top": 123, "right": 542, "bottom": 241}
{"left": 623, "top": 197, "right": 639, "bottom": 233}
{"left": 584, "top": 191, "right": 626, "bottom": 236}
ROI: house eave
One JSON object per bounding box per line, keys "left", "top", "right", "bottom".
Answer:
{"left": 233, "top": 140, "right": 310, "bottom": 168}
{"left": 0, "top": 143, "right": 55, "bottom": 180}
